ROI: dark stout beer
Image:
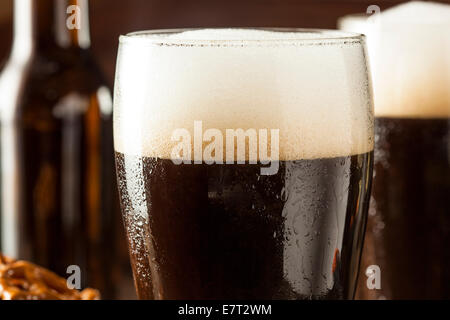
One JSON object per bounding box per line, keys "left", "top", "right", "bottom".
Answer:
{"left": 113, "top": 28, "right": 374, "bottom": 299}
{"left": 116, "top": 152, "right": 373, "bottom": 299}
{"left": 361, "top": 117, "right": 449, "bottom": 299}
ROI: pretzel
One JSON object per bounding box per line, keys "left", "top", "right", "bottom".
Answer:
{"left": 0, "top": 253, "right": 100, "bottom": 300}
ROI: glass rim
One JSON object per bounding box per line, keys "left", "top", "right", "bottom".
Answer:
{"left": 119, "top": 27, "right": 365, "bottom": 47}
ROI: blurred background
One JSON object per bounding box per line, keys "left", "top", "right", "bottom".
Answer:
{"left": 0, "top": 0, "right": 431, "bottom": 87}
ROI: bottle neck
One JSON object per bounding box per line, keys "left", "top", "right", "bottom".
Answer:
{"left": 12, "top": 0, "right": 91, "bottom": 57}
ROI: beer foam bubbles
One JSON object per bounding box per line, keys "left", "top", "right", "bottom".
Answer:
{"left": 114, "top": 29, "right": 374, "bottom": 160}
{"left": 340, "top": 1, "right": 450, "bottom": 118}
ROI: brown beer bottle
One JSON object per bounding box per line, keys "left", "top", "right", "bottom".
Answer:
{"left": 0, "top": 0, "right": 119, "bottom": 298}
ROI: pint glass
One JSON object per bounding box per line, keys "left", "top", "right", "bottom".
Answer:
{"left": 113, "top": 28, "right": 374, "bottom": 299}
{"left": 340, "top": 2, "right": 450, "bottom": 299}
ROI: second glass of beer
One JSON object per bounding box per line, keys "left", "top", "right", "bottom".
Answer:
{"left": 340, "top": 2, "right": 450, "bottom": 299}
{"left": 113, "top": 28, "right": 374, "bottom": 299}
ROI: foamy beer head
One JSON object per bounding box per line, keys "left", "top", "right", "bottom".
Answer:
{"left": 114, "top": 28, "right": 374, "bottom": 161}
{"left": 339, "top": 1, "right": 450, "bottom": 118}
